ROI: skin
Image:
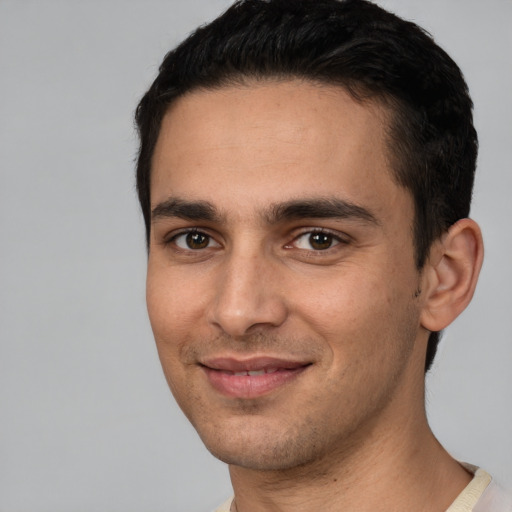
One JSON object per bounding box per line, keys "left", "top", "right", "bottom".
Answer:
{"left": 147, "top": 80, "right": 481, "bottom": 511}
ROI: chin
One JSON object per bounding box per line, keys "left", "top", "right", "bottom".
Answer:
{"left": 207, "top": 443, "right": 311, "bottom": 472}
{"left": 195, "top": 416, "right": 334, "bottom": 472}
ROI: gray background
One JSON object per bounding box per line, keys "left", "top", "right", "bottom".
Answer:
{"left": 0, "top": 1, "right": 510, "bottom": 511}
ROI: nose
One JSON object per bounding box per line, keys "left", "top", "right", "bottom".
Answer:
{"left": 208, "top": 250, "right": 288, "bottom": 338}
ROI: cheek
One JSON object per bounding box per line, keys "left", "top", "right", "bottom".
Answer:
{"left": 293, "top": 263, "right": 418, "bottom": 358}
{"left": 296, "top": 268, "right": 393, "bottom": 324}
{"left": 146, "top": 268, "right": 205, "bottom": 389}
{"left": 146, "top": 270, "right": 200, "bottom": 403}
{"left": 146, "top": 264, "right": 206, "bottom": 339}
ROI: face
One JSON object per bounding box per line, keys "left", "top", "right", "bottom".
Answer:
{"left": 147, "top": 80, "right": 429, "bottom": 472}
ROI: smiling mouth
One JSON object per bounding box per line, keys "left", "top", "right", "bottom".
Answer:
{"left": 200, "top": 357, "right": 311, "bottom": 398}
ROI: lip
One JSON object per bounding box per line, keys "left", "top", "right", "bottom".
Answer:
{"left": 201, "top": 356, "right": 311, "bottom": 399}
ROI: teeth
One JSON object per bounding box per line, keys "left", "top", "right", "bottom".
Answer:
{"left": 248, "top": 370, "right": 266, "bottom": 376}
{"left": 232, "top": 368, "right": 278, "bottom": 376}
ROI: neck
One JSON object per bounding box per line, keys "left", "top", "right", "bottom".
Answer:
{"left": 229, "top": 376, "right": 471, "bottom": 512}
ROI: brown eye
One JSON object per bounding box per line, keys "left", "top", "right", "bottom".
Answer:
{"left": 186, "top": 232, "right": 210, "bottom": 249}
{"left": 292, "top": 231, "right": 341, "bottom": 251}
{"left": 172, "top": 230, "right": 219, "bottom": 250}
{"left": 309, "top": 232, "right": 334, "bottom": 250}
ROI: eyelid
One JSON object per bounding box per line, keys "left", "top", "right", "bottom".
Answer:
{"left": 164, "top": 227, "right": 221, "bottom": 250}
{"left": 286, "top": 227, "right": 351, "bottom": 250}
{"left": 159, "top": 225, "right": 350, "bottom": 252}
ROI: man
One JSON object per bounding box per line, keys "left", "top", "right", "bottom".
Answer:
{"left": 135, "top": 1, "right": 510, "bottom": 510}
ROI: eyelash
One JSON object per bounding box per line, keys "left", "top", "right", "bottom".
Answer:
{"left": 287, "top": 228, "right": 349, "bottom": 252}
{"left": 164, "top": 228, "right": 218, "bottom": 250}
{"left": 163, "top": 227, "right": 349, "bottom": 253}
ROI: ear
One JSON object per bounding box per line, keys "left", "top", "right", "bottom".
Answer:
{"left": 420, "top": 218, "right": 484, "bottom": 332}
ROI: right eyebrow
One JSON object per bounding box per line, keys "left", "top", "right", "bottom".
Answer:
{"left": 151, "top": 198, "right": 221, "bottom": 223}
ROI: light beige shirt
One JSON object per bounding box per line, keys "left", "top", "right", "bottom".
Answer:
{"left": 449, "top": 465, "right": 512, "bottom": 512}
{"left": 214, "top": 466, "right": 512, "bottom": 512}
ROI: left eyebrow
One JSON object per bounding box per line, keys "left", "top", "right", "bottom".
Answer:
{"left": 264, "top": 198, "right": 380, "bottom": 226}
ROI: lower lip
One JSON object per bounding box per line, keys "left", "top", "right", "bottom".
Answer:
{"left": 203, "top": 366, "right": 308, "bottom": 399}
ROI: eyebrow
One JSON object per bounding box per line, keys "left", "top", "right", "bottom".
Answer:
{"left": 152, "top": 198, "right": 221, "bottom": 223}
{"left": 265, "top": 198, "right": 380, "bottom": 226}
{"left": 151, "top": 197, "right": 379, "bottom": 226}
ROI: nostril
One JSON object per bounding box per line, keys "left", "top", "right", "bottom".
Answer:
{"left": 209, "top": 291, "right": 288, "bottom": 336}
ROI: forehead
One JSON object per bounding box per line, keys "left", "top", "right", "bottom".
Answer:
{"left": 150, "top": 80, "right": 409, "bottom": 222}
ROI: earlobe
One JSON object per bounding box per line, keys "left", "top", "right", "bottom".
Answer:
{"left": 420, "top": 219, "right": 484, "bottom": 332}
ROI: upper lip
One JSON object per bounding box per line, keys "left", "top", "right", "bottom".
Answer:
{"left": 201, "top": 356, "right": 311, "bottom": 372}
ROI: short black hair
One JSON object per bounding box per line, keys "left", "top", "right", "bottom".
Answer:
{"left": 135, "top": 0, "right": 477, "bottom": 372}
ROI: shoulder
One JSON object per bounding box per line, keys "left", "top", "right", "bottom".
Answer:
{"left": 212, "top": 497, "right": 233, "bottom": 512}
{"left": 448, "top": 466, "right": 512, "bottom": 512}
{"left": 474, "top": 477, "right": 512, "bottom": 512}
